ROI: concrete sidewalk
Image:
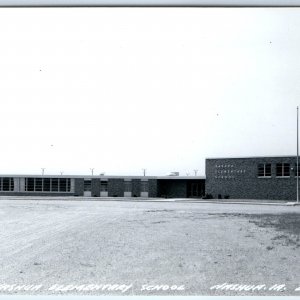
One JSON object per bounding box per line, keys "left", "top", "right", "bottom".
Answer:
{"left": 176, "top": 199, "right": 290, "bottom": 206}
{"left": 0, "top": 195, "right": 295, "bottom": 206}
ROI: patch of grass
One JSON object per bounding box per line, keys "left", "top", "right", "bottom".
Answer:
{"left": 248, "top": 213, "right": 300, "bottom": 248}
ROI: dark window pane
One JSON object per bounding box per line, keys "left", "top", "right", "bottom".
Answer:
{"left": 66, "top": 179, "right": 71, "bottom": 192}
{"left": 52, "top": 179, "right": 59, "bottom": 192}
{"left": 257, "top": 164, "right": 264, "bottom": 176}
{"left": 276, "top": 164, "right": 282, "bottom": 176}
{"left": 60, "top": 179, "right": 67, "bottom": 192}
{"left": 265, "top": 164, "right": 271, "bottom": 176}
{"left": 100, "top": 181, "right": 108, "bottom": 191}
{"left": 10, "top": 178, "right": 14, "bottom": 191}
{"left": 44, "top": 178, "right": 51, "bottom": 192}
{"left": 2, "top": 178, "right": 10, "bottom": 191}
{"left": 283, "top": 163, "right": 290, "bottom": 176}
{"left": 26, "top": 178, "right": 35, "bottom": 191}
{"left": 84, "top": 180, "right": 91, "bottom": 191}
{"left": 35, "top": 179, "right": 43, "bottom": 191}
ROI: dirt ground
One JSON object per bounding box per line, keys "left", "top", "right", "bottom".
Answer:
{"left": 0, "top": 199, "right": 300, "bottom": 296}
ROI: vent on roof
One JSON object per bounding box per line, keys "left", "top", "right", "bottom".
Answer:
{"left": 168, "top": 172, "right": 179, "bottom": 176}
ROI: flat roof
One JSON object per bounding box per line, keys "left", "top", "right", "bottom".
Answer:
{"left": 156, "top": 176, "right": 205, "bottom": 180}
{"left": 0, "top": 175, "right": 206, "bottom": 180}
{"left": 206, "top": 155, "right": 297, "bottom": 160}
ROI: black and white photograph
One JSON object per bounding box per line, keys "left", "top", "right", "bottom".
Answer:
{"left": 0, "top": 2, "right": 300, "bottom": 297}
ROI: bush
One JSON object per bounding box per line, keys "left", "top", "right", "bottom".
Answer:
{"left": 224, "top": 195, "right": 230, "bottom": 199}
{"left": 218, "top": 194, "right": 222, "bottom": 199}
{"left": 202, "top": 193, "right": 213, "bottom": 199}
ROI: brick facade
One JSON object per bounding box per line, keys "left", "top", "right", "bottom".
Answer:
{"left": 107, "top": 179, "right": 124, "bottom": 197}
{"left": 206, "top": 157, "right": 299, "bottom": 200}
{"left": 91, "top": 179, "right": 100, "bottom": 197}
{"left": 74, "top": 178, "right": 84, "bottom": 196}
{"left": 131, "top": 179, "right": 141, "bottom": 197}
{"left": 148, "top": 179, "right": 158, "bottom": 198}
{"left": 0, "top": 176, "right": 205, "bottom": 199}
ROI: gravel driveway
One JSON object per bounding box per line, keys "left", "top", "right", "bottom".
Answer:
{"left": 0, "top": 199, "right": 300, "bottom": 296}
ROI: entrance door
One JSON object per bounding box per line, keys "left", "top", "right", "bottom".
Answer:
{"left": 84, "top": 179, "right": 92, "bottom": 197}
{"left": 189, "top": 182, "right": 203, "bottom": 198}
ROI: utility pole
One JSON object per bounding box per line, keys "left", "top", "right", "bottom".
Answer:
{"left": 297, "top": 106, "right": 299, "bottom": 203}
{"left": 194, "top": 169, "right": 198, "bottom": 176}
{"left": 90, "top": 168, "right": 94, "bottom": 176}
{"left": 41, "top": 168, "right": 45, "bottom": 176}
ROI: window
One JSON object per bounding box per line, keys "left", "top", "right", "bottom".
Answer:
{"left": 84, "top": 180, "right": 91, "bottom": 192}
{"left": 276, "top": 163, "right": 290, "bottom": 177}
{"left": 141, "top": 181, "right": 148, "bottom": 192}
{"left": 3, "top": 178, "right": 10, "bottom": 191}
{"left": 43, "top": 178, "right": 51, "bottom": 191}
{"left": 60, "top": 179, "right": 67, "bottom": 192}
{"left": 35, "top": 178, "right": 43, "bottom": 191}
{"left": 52, "top": 179, "right": 59, "bottom": 191}
{"left": 0, "top": 178, "right": 14, "bottom": 191}
{"left": 24, "top": 178, "right": 71, "bottom": 192}
{"left": 100, "top": 181, "right": 108, "bottom": 192}
{"left": 258, "top": 163, "right": 271, "bottom": 177}
{"left": 66, "top": 179, "right": 71, "bottom": 192}
{"left": 25, "top": 178, "right": 34, "bottom": 191}
{"left": 124, "top": 181, "right": 132, "bottom": 192}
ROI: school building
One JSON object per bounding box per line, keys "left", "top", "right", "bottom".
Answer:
{"left": 205, "top": 156, "right": 299, "bottom": 201}
{"left": 0, "top": 155, "right": 298, "bottom": 201}
{"left": 0, "top": 175, "right": 205, "bottom": 199}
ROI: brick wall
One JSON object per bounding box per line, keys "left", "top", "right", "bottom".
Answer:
{"left": 131, "top": 179, "right": 141, "bottom": 197}
{"left": 148, "top": 179, "right": 158, "bottom": 198}
{"left": 91, "top": 179, "right": 100, "bottom": 197}
{"left": 107, "top": 179, "right": 124, "bottom": 197}
{"left": 74, "top": 178, "right": 84, "bottom": 196}
{"left": 206, "top": 157, "right": 299, "bottom": 200}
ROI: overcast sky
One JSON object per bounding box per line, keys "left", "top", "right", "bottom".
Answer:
{"left": 0, "top": 8, "right": 299, "bottom": 176}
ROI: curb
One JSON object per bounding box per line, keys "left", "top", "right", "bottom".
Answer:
{"left": 0, "top": 196, "right": 294, "bottom": 206}
{"left": 175, "top": 201, "right": 288, "bottom": 206}
{"left": 286, "top": 202, "right": 300, "bottom": 206}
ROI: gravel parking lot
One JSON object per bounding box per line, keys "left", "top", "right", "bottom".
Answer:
{"left": 0, "top": 198, "right": 300, "bottom": 296}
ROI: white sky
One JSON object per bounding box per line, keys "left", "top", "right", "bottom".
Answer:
{"left": 0, "top": 8, "right": 299, "bottom": 176}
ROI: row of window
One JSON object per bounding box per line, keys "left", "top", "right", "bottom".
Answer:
{"left": 100, "top": 181, "right": 108, "bottom": 191}
{"left": 0, "top": 178, "right": 14, "bottom": 191}
{"left": 0, "top": 178, "right": 149, "bottom": 193}
{"left": 83, "top": 180, "right": 109, "bottom": 192}
{"left": 25, "top": 178, "right": 71, "bottom": 192}
{"left": 83, "top": 180, "right": 149, "bottom": 192}
{"left": 258, "top": 163, "right": 299, "bottom": 177}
